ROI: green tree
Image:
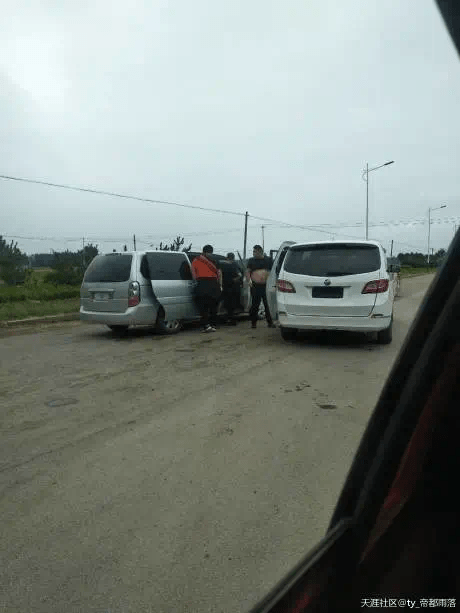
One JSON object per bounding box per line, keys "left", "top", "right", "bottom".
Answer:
{"left": 82, "top": 244, "right": 99, "bottom": 266}
{"left": 45, "top": 243, "right": 99, "bottom": 285}
{"left": 0, "top": 235, "right": 29, "bottom": 285}
{"left": 432, "top": 248, "right": 447, "bottom": 267}
{"left": 157, "top": 236, "right": 192, "bottom": 252}
{"left": 397, "top": 251, "right": 429, "bottom": 267}
{"left": 30, "top": 253, "right": 55, "bottom": 268}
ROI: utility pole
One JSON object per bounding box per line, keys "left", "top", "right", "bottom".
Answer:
{"left": 365, "top": 163, "right": 369, "bottom": 240}
{"left": 82, "top": 237, "right": 85, "bottom": 267}
{"left": 428, "top": 205, "right": 447, "bottom": 265}
{"left": 243, "top": 212, "right": 248, "bottom": 260}
{"left": 133, "top": 234, "right": 136, "bottom": 250}
{"left": 362, "top": 160, "right": 394, "bottom": 240}
{"left": 390, "top": 240, "right": 394, "bottom": 258}
{"left": 262, "top": 225, "right": 265, "bottom": 251}
{"left": 427, "top": 208, "right": 431, "bottom": 266}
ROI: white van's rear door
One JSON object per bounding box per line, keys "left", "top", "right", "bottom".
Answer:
{"left": 281, "top": 243, "right": 381, "bottom": 317}
{"left": 266, "top": 242, "right": 295, "bottom": 321}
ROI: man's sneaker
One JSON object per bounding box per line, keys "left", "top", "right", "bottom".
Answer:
{"left": 203, "top": 325, "right": 214, "bottom": 333}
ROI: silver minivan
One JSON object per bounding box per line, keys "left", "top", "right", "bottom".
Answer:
{"left": 80, "top": 251, "right": 250, "bottom": 334}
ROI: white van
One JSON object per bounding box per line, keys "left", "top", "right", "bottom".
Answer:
{"left": 266, "top": 240, "right": 396, "bottom": 343}
{"left": 80, "top": 251, "right": 250, "bottom": 334}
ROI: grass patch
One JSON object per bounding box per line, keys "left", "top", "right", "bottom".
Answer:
{"left": 0, "top": 284, "right": 80, "bottom": 303}
{"left": 0, "top": 298, "right": 80, "bottom": 321}
{"left": 0, "top": 268, "right": 81, "bottom": 304}
{"left": 400, "top": 267, "right": 437, "bottom": 278}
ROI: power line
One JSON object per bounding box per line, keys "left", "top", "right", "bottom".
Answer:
{"left": 259, "top": 215, "right": 459, "bottom": 231}
{"left": 138, "top": 225, "right": 261, "bottom": 240}
{"left": 4, "top": 211, "right": 456, "bottom": 246}
{"left": 2, "top": 225, "right": 262, "bottom": 244}
{"left": 3, "top": 173, "right": 457, "bottom": 234}
{"left": 0, "top": 173, "right": 244, "bottom": 217}
{"left": 250, "top": 215, "right": 366, "bottom": 240}
{"left": 2, "top": 234, "right": 124, "bottom": 243}
{"left": 3, "top": 172, "right": 457, "bottom": 250}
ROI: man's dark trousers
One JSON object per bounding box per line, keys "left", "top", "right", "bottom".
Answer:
{"left": 250, "top": 283, "right": 273, "bottom": 325}
{"left": 222, "top": 285, "right": 240, "bottom": 321}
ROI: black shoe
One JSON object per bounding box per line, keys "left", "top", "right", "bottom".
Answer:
{"left": 267, "top": 322, "right": 275, "bottom": 328}
{"left": 251, "top": 322, "right": 257, "bottom": 329}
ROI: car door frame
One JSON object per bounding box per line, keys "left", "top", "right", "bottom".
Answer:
{"left": 145, "top": 252, "right": 197, "bottom": 322}
{"left": 266, "top": 241, "right": 295, "bottom": 322}
{"left": 236, "top": 252, "right": 251, "bottom": 312}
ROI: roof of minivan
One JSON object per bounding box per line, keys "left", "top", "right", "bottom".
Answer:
{"left": 99, "top": 251, "right": 228, "bottom": 259}
{"left": 100, "top": 251, "right": 191, "bottom": 256}
{"left": 289, "top": 239, "right": 383, "bottom": 248}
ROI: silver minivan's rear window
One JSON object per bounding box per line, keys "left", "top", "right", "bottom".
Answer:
{"left": 284, "top": 244, "right": 381, "bottom": 277}
{"left": 84, "top": 254, "right": 133, "bottom": 283}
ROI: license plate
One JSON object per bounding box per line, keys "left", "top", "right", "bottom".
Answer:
{"left": 94, "top": 292, "right": 110, "bottom": 301}
{"left": 312, "top": 287, "right": 344, "bottom": 299}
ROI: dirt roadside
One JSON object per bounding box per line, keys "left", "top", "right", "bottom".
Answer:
{"left": 0, "top": 274, "right": 434, "bottom": 613}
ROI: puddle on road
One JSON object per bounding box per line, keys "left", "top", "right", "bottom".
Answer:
{"left": 46, "top": 398, "right": 79, "bottom": 408}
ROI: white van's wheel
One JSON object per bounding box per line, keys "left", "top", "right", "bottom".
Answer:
{"left": 280, "top": 326, "right": 298, "bottom": 341}
{"left": 108, "top": 325, "right": 129, "bottom": 335}
{"left": 156, "top": 314, "right": 182, "bottom": 335}
{"left": 376, "top": 316, "right": 393, "bottom": 345}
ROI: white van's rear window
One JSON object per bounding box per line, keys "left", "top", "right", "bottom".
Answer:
{"left": 84, "top": 254, "right": 133, "bottom": 282}
{"left": 284, "top": 244, "right": 381, "bottom": 277}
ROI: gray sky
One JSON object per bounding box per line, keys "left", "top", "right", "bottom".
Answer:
{"left": 1, "top": 0, "right": 459, "bottom": 258}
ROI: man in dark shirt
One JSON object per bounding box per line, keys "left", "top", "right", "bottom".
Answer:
{"left": 220, "top": 252, "right": 242, "bottom": 325}
{"left": 246, "top": 244, "right": 275, "bottom": 329}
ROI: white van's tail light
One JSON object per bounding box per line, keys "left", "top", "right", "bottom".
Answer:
{"left": 277, "top": 280, "right": 296, "bottom": 293}
{"left": 128, "top": 281, "right": 140, "bottom": 306}
{"left": 362, "top": 279, "right": 389, "bottom": 294}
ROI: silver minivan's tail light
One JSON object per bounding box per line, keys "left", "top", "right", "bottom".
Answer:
{"left": 277, "top": 280, "right": 296, "bottom": 293}
{"left": 128, "top": 281, "right": 140, "bottom": 307}
{"left": 362, "top": 279, "right": 389, "bottom": 294}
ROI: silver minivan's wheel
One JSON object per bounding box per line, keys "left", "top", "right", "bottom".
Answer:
{"left": 280, "top": 326, "right": 298, "bottom": 341}
{"left": 156, "top": 314, "right": 182, "bottom": 335}
{"left": 108, "top": 325, "right": 129, "bottom": 335}
{"left": 376, "top": 316, "right": 393, "bottom": 345}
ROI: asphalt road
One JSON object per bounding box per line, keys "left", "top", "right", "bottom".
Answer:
{"left": 0, "top": 274, "right": 435, "bottom": 613}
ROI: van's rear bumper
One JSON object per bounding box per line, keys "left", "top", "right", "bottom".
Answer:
{"left": 79, "top": 304, "right": 158, "bottom": 326}
{"left": 278, "top": 313, "right": 392, "bottom": 332}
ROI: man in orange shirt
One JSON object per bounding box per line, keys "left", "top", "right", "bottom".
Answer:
{"left": 191, "top": 244, "right": 222, "bottom": 332}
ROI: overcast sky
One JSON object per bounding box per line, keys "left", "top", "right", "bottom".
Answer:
{"left": 1, "top": 0, "right": 459, "bottom": 258}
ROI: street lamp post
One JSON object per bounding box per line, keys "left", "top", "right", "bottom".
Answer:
{"left": 362, "top": 161, "right": 394, "bottom": 240}
{"left": 427, "top": 205, "right": 447, "bottom": 265}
